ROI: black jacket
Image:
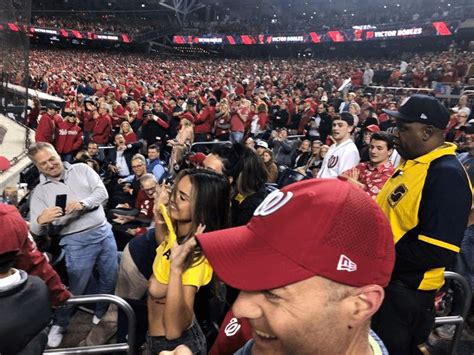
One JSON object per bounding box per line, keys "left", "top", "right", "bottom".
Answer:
{"left": 231, "top": 187, "right": 268, "bottom": 227}
{"left": 106, "top": 141, "right": 143, "bottom": 173}
{"left": 0, "top": 271, "right": 51, "bottom": 355}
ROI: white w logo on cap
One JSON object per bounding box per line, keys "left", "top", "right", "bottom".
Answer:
{"left": 337, "top": 254, "right": 357, "bottom": 272}
{"left": 254, "top": 190, "right": 293, "bottom": 217}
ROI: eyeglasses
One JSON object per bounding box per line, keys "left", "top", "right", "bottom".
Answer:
{"left": 132, "top": 164, "right": 144, "bottom": 169}
{"left": 143, "top": 186, "right": 156, "bottom": 193}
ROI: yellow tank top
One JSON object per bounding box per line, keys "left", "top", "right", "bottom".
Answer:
{"left": 152, "top": 204, "right": 213, "bottom": 288}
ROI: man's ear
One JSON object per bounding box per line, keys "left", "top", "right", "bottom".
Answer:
{"left": 345, "top": 285, "right": 385, "bottom": 327}
{"left": 422, "top": 125, "right": 435, "bottom": 141}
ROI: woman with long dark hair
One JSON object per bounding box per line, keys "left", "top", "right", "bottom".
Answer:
{"left": 147, "top": 169, "right": 230, "bottom": 354}
{"left": 232, "top": 145, "right": 268, "bottom": 227}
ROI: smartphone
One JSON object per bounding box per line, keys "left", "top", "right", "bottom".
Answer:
{"left": 55, "top": 194, "right": 67, "bottom": 215}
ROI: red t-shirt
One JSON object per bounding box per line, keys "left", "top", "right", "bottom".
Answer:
{"left": 134, "top": 190, "right": 155, "bottom": 219}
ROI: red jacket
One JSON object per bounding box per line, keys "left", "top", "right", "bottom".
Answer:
{"left": 35, "top": 113, "right": 62, "bottom": 144}
{"left": 91, "top": 114, "right": 112, "bottom": 144}
{"left": 54, "top": 120, "right": 83, "bottom": 154}
{"left": 214, "top": 113, "right": 231, "bottom": 138}
{"left": 231, "top": 108, "right": 249, "bottom": 133}
{"left": 111, "top": 105, "right": 126, "bottom": 128}
{"left": 298, "top": 108, "right": 315, "bottom": 134}
{"left": 123, "top": 131, "right": 138, "bottom": 144}
{"left": 82, "top": 111, "right": 96, "bottom": 134}
{"left": 194, "top": 106, "right": 216, "bottom": 134}
{"left": 0, "top": 204, "right": 71, "bottom": 307}
{"left": 257, "top": 112, "right": 268, "bottom": 130}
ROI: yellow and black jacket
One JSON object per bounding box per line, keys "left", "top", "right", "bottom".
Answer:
{"left": 376, "top": 143, "right": 472, "bottom": 291}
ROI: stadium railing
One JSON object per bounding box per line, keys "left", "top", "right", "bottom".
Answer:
{"left": 434, "top": 271, "right": 472, "bottom": 355}
{"left": 44, "top": 294, "right": 136, "bottom": 355}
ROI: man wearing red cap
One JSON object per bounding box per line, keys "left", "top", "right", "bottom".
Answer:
{"left": 372, "top": 94, "right": 472, "bottom": 354}
{"left": 36, "top": 103, "right": 63, "bottom": 145}
{"left": 165, "top": 179, "right": 395, "bottom": 355}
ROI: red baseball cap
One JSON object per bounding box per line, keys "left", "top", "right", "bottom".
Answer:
{"left": 188, "top": 152, "right": 206, "bottom": 165}
{"left": 197, "top": 179, "right": 394, "bottom": 291}
{"left": 366, "top": 124, "right": 381, "bottom": 133}
{"left": 0, "top": 204, "right": 28, "bottom": 255}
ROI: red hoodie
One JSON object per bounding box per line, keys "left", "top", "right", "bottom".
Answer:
{"left": 194, "top": 106, "right": 216, "bottom": 134}
{"left": 91, "top": 114, "right": 112, "bottom": 144}
{"left": 298, "top": 108, "right": 315, "bottom": 134}
{"left": 55, "top": 120, "right": 83, "bottom": 154}
{"left": 0, "top": 204, "right": 71, "bottom": 307}
{"left": 35, "top": 113, "right": 62, "bottom": 144}
{"left": 81, "top": 111, "right": 96, "bottom": 134}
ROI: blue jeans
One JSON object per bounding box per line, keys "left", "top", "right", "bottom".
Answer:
{"left": 55, "top": 225, "right": 118, "bottom": 327}
{"left": 230, "top": 131, "right": 244, "bottom": 144}
{"left": 459, "top": 225, "right": 474, "bottom": 292}
{"left": 146, "top": 318, "right": 206, "bottom": 355}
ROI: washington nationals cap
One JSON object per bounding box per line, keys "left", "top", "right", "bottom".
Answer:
{"left": 0, "top": 204, "right": 28, "bottom": 255}
{"left": 197, "top": 179, "right": 395, "bottom": 291}
{"left": 382, "top": 94, "right": 450, "bottom": 130}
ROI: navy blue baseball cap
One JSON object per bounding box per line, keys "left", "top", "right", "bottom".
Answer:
{"left": 382, "top": 94, "right": 450, "bottom": 130}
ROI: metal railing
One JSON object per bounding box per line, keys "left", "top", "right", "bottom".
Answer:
{"left": 190, "top": 140, "right": 232, "bottom": 152}
{"left": 434, "top": 271, "right": 472, "bottom": 355}
{"left": 44, "top": 294, "right": 136, "bottom": 355}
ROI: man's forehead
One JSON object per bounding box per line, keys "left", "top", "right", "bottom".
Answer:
{"left": 263, "top": 275, "right": 327, "bottom": 293}
{"left": 35, "top": 148, "right": 57, "bottom": 162}
{"left": 370, "top": 139, "right": 388, "bottom": 147}
{"left": 142, "top": 180, "right": 156, "bottom": 188}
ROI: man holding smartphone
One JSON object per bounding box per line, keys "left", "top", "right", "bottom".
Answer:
{"left": 28, "top": 142, "right": 118, "bottom": 348}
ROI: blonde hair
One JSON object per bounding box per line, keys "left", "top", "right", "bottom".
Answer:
{"left": 120, "top": 121, "right": 134, "bottom": 134}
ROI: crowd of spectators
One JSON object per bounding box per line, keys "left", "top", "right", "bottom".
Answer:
{"left": 31, "top": 15, "right": 159, "bottom": 35}
{"left": 187, "top": 0, "right": 471, "bottom": 35}
{"left": 30, "top": 0, "right": 473, "bottom": 37}
{"left": 24, "top": 47, "right": 473, "bottom": 185}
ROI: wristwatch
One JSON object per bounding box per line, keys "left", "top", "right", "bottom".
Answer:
{"left": 79, "top": 201, "right": 87, "bottom": 210}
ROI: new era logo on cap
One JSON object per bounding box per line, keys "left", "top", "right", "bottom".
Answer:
{"left": 337, "top": 254, "right": 357, "bottom": 272}
{"left": 420, "top": 113, "right": 428, "bottom": 120}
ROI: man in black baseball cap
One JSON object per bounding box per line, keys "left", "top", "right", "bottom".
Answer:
{"left": 382, "top": 94, "right": 450, "bottom": 160}
{"left": 373, "top": 94, "right": 472, "bottom": 354}
{"left": 382, "top": 94, "right": 450, "bottom": 130}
